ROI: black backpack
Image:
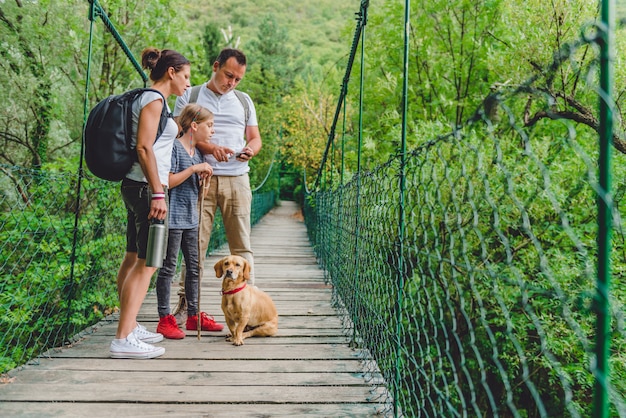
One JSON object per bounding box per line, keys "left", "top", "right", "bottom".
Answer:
{"left": 84, "top": 88, "right": 171, "bottom": 181}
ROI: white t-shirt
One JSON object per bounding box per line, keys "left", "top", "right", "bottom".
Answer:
{"left": 174, "top": 83, "right": 258, "bottom": 176}
{"left": 126, "top": 91, "right": 178, "bottom": 186}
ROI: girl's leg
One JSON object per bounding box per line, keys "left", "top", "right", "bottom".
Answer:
{"left": 182, "top": 227, "right": 200, "bottom": 317}
{"left": 156, "top": 229, "right": 183, "bottom": 317}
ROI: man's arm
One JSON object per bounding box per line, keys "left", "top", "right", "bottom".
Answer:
{"left": 196, "top": 141, "right": 235, "bottom": 162}
{"left": 236, "top": 125, "right": 262, "bottom": 161}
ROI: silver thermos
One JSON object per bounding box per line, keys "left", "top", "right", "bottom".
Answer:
{"left": 146, "top": 219, "right": 166, "bottom": 268}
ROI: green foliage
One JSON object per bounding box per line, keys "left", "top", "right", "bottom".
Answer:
{"left": 304, "top": 1, "right": 626, "bottom": 413}
{"left": 201, "top": 23, "right": 223, "bottom": 74}
{"left": 185, "top": 0, "right": 355, "bottom": 74}
{"left": 307, "top": 110, "right": 626, "bottom": 414}
{"left": 3, "top": 0, "right": 626, "bottom": 414}
{"left": 306, "top": 0, "right": 615, "bottom": 181}
{"left": 0, "top": 162, "right": 276, "bottom": 374}
{"left": 246, "top": 13, "right": 300, "bottom": 104}
{"left": 0, "top": 0, "right": 86, "bottom": 167}
{"left": 0, "top": 164, "right": 124, "bottom": 374}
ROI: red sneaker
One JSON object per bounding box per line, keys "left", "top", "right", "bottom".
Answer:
{"left": 157, "top": 314, "right": 185, "bottom": 339}
{"left": 186, "top": 312, "right": 224, "bottom": 332}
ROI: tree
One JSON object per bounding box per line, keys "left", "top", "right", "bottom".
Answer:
{"left": 0, "top": 0, "right": 189, "bottom": 168}
{"left": 246, "top": 13, "right": 301, "bottom": 107}
{"left": 202, "top": 22, "right": 222, "bottom": 75}
{"left": 330, "top": 0, "right": 613, "bottom": 170}
{"left": 0, "top": 1, "right": 83, "bottom": 167}
{"left": 279, "top": 78, "right": 345, "bottom": 182}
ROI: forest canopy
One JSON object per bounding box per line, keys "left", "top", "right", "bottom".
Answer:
{"left": 1, "top": 0, "right": 625, "bottom": 188}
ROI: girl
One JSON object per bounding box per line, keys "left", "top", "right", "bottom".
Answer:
{"left": 155, "top": 104, "right": 223, "bottom": 339}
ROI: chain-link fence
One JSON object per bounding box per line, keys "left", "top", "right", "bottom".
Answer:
{"left": 0, "top": 166, "right": 275, "bottom": 374}
{"left": 304, "top": 1, "right": 626, "bottom": 417}
{"left": 0, "top": 0, "right": 277, "bottom": 375}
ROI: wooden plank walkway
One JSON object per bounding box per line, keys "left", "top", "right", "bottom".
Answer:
{"left": 0, "top": 201, "right": 387, "bottom": 417}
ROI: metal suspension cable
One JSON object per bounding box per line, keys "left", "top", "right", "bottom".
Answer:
{"left": 65, "top": 0, "right": 154, "bottom": 343}
{"left": 341, "top": 95, "right": 347, "bottom": 185}
{"left": 86, "top": 0, "right": 148, "bottom": 84}
{"left": 349, "top": 0, "right": 367, "bottom": 348}
{"left": 64, "top": 0, "right": 100, "bottom": 344}
{"left": 313, "top": 0, "right": 370, "bottom": 191}
{"left": 393, "top": 0, "right": 410, "bottom": 415}
{"left": 251, "top": 151, "right": 277, "bottom": 192}
{"left": 593, "top": 0, "right": 615, "bottom": 416}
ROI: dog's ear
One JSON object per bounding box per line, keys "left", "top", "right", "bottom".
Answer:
{"left": 214, "top": 259, "right": 223, "bottom": 278}
{"left": 242, "top": 258, "right": 250, "bottom": 280}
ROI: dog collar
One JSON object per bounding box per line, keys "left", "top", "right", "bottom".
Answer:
{"left": 221, "top": 283, "right": 246, "bottom": 295}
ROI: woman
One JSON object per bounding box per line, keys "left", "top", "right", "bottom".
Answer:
{"left": 110, "top": 48, "right": 191, "bottom": 359}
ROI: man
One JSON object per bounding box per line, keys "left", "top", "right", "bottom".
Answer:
{"left": 173, "top": 48, "right": 261, "bottom": 328}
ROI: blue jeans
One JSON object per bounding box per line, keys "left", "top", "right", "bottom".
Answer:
{"left": 156, "top": 228, "right": 200, "bottom": 317}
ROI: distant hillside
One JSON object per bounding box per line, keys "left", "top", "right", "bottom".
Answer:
{"left": 182, "top": 0, "right": 357, "bottom": 71}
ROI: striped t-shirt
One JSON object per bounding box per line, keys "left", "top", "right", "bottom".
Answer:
{"left": 168, "top": 140, "right": 202, "bottom": 229}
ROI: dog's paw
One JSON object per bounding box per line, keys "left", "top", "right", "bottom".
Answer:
{"left": 225, "top": 335, "right": 233, "bottom": 342}
{"left": 233, "top": 339, "right": 244, "bottom": 346}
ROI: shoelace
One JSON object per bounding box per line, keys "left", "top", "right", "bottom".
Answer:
{"left": 128, "top": 336, "right": 151, "bottom": 349}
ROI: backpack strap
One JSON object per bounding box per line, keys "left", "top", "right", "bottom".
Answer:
{"left": 232, "top": 89, "right": 250, "bottom": 126}
{"left": 189, "top": 85, "right": 202, "bottom": 105}
{"left": 146, "top": 88, "right": 172, "bottom": 141}
{"left": 126, "top": 88, "right": 171, "bottom": 143}
{"left": 189, "top": 85, "right": 250, "bottom": 125}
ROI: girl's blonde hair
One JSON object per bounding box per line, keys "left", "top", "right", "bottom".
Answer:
{"left": 177, "top": 103, "right": 213, "bottom": 134}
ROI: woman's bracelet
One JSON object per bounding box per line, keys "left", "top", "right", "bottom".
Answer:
{"left": 151, "top": 192, "right": 165, "bottom": 200}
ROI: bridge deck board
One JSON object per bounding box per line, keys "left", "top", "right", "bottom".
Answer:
{"left": 0, "top": 201, "right": 387, "bottom": 417}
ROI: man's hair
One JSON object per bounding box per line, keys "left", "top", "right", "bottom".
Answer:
{"left": 216, "top": 48, "right": 247, "bottom": 67}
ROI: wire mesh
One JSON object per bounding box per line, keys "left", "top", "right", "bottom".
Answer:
{"left": 304, "top": 5, "right": 626, "bottom": 418}
{"left": 0, "top": 166, "right": 275, "bottom": 374}
{"left": 306, "top": 118, "right": 626, "bottom": 418}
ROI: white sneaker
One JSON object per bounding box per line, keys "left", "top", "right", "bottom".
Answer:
{"left": 133, "top": 323, "right": 163, "bottom": 343}
{"left": 110, "top": 332, "right": 165, "bottom": 359}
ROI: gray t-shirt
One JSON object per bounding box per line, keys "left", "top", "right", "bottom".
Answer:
{"left": 168, "top": 140, "right": 202, "bottom": 229}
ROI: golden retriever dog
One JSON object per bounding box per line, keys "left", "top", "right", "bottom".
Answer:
{"left": 214, "top": 255, "right": 278, "bottom": 346}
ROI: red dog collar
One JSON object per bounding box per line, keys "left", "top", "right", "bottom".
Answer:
{"left": 221, "top": 283, "right": 247, "bottom": 295}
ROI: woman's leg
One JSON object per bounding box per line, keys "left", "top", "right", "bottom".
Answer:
{"left": 117, "top": 252, "right": 137, "bottom": 299}
{"left": 116, "top": 260, "right": 157, "bottom": 339}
